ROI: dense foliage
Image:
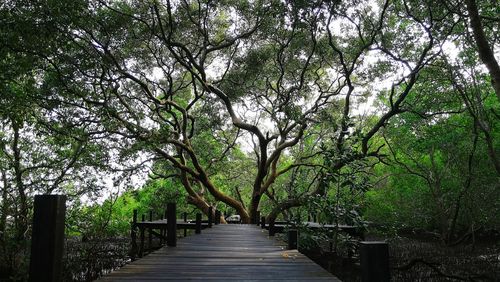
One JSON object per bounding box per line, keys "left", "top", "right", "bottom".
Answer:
{"left": 0, "top": 0, "right": 498, "bottom": 280}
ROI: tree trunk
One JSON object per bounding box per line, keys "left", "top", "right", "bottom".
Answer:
{"left": 11, "top": 119, "right": 28, "bottom": 241}
{"left": 482, "top": 129, "right": 500, "bottom": 175}
{"left": 266, "top": 198, "right": 304, "bottom": 224}
{"left": 465, "top": 0, "right": 500, "bottom": 102}
{"left": 248, "top": 194, "right": 261, "bottom": 224}
{"left": 452, "top": 72, "right": 500, "bottom": 175}
{"left": 198, "top": 172, "right": 250, "bottom": 223}
{"left": 0, "top": 170, "right": 8, "bottom": 239}
{"left": 174, "top": 146, "right": 250, "bottom": 223}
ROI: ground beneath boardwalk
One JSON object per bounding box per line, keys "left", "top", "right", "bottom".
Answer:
{"left": 303, "top": 232, "right": 499, "bottom": 281}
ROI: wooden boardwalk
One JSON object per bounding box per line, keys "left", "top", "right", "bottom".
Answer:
{"left": 99, "top": 224, "right": 339, "bottom": 281}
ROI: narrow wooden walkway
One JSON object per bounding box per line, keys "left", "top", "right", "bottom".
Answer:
{"left": 99, "top": 224, "right": 339, "bottom": 281}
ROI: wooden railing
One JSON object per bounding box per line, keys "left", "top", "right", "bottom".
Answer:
{"left": 28, "top": 196, "right": 389, "bottom": 282}
{"left": 256, "top": 214, "right": 388, "bottom": 281}
{"left": 130, "top": 205, "right": 226, "bottom": 259}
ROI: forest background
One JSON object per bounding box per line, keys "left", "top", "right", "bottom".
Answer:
{"left": 0, "top": 0, "right": 498, "bottom": 280}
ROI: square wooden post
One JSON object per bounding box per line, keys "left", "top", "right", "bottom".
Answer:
{"left": 260, "top": 216, "right": 266, "bottom": 229}
{"left": 131, "top": 210, "right": 138, "bottom": 259}
{"left": 29, "top": 195, "right": 66, "bottom": 282}
{"left": 208, "top": 206, "right": 213, "bottom": 228}
{"left": 148, "top": 210, "right": 153, "bottom": 249}
{"left": 166, "top": 203, "right": 177, "bottom": 247}
{"left": 139, "top": 214, "right": 145, "bottom": 257}
{"left": 360, "top": 241, "right": 390, "bottom": 282}
{"left": 215, "top": 210, "right": 221, "bottom": 225}
{"left": 183, "top": 212, "right": 188, "bottom": 237}
{"left": 167, "top": 203, "right": 177, "bottom": 247}
{"left": 269, "top": 219, "right": 275, "bottom": 236}
{"left": 288, "top": 229, "right": 298, "bottom": 250}
{"left": 195, "top": 213, "right": 202, "bottom": 234}
{"left": 256, "top": 211, "right": 260, "bottom": 226}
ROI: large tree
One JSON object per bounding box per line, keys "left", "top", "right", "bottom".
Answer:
{"left": 18, "top": 0, "right": 450, "bottom": 223}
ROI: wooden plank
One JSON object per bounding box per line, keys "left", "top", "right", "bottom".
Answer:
{"left": 98, "top": 224, "right": 339, "bottom": 281}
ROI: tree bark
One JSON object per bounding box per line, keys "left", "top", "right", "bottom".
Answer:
{"left": 466, "top": 0, "right": 500, "bottom": 102}
{"left": 266, "top": 198, "right": 305, "bottom": 224}
{"left": 11, "top": 119, "right": 28, "bottom": 241}
{"left": 0, "top": 170, "right": 8, "bottom": 240}
{"left": 450, "top": 67, "right": 500, "bottom": 175}
{"left": 197, "top": 171, "right": 250, "bottom": 223}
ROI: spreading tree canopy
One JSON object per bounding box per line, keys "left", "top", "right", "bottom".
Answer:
{"left": 1, "top": 0, "right": 498, "bottom": 226}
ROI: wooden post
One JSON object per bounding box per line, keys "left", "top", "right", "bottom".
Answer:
{"left": 313, "top": 214, "right": 317, "bottom": 223}
{"left": 329, "top": 229, "right": 333, "bottom": 252}
{"left": 29, "top": 195, "right": 66, "bottom": 282}
{"left": 288, "top": 229, "right": 298, "bottom": 250}
{"left": 183, "top": 212, "right": 188, "bottom": 237}
{"left": 148, "top": 210, "right": 153, "bottom": 250}
{"left": 269, "top": 219, "right": 275, "bottom": 236}
{"left": 139, "top": 214, "right": 145, "bottom": 257}
{"left": 260, "top": 216, "right": 266, "bottom": 229}
{"left": 215, "top": 210, "right": 221, "bottom": 225}
{"left": 251, "top": 211, "right": 257, "bottom": 224}
{"left": 195, "top": 213, "right": 202, "bottom": 234}
{"left": 133, "top": 209, "right": 138, "bottom": 223}
{"left": 131, "top": 210, "right": 138, "bottom": 259}
{"left": 160, "top": 210, "right": 166, "bottom": 245}
{"left": 163, "top": 210, "right": 167, "bottom": 241}
{"left": 360, "top": 241, "right": 390, "bottom": 282}
{"left": 256, "top": 211, "right": 260, "bottom": 226}
{"left": 208, "top": 206, "right": 213, "bottom": 228}
{"left": 166, "top": 203, "right": 177, "bottom": 247}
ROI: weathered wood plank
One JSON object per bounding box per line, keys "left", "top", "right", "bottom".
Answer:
{"left": 98, "top": 224, "right": 339, "bottom": 281}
